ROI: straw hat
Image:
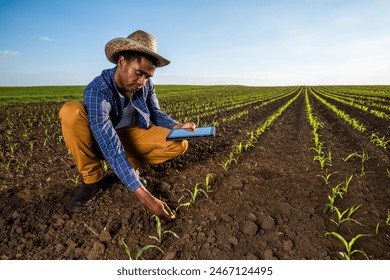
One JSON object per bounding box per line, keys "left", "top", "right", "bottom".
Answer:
{"left": 105, "top": 30, "right": 170, "bottom": 67}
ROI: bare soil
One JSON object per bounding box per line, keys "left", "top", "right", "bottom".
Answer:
{"left": 0, "top": 90, "right": 389, "bottom": 260}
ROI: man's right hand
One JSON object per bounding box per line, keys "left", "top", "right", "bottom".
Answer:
{"left": 134, "top": 185, "right": 175, "bottom": 223}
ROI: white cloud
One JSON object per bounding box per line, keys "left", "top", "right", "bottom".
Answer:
{"left": 40, "top": 36, "right": 52, "bottom": 42}
{"left": 0, "top": 50, "right": 20, "bottom": 56}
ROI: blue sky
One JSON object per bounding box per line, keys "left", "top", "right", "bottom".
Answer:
{"left": 1, "top": 0, "right": 389, "bottom": 86}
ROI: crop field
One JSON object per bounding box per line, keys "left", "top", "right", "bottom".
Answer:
{"left": 0, "top": 85, "right": 389, "bottom": 260}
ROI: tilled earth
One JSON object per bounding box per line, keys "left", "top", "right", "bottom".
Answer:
{"left": 0, "top": 90, "right": 389, "bottom": 260}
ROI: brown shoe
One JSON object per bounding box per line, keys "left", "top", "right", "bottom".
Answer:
{"left": 68, "top": 181, "right": 103, "bottom": 212}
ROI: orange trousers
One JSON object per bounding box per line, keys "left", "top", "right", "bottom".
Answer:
{"left": 59, "top": 101, "right": 188, "bottom": 184}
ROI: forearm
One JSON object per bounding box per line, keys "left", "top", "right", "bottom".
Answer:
{"left": 134, "top": 185, "right": 175, "bottom": 222}
{"left": 152, "top": 112, "right": 179, "bottom": 128}
{"left": 133, "top": 185, "right": 155, "bottom": 208}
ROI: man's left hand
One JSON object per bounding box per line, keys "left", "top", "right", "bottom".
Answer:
{"left": 173, "top": 122, "right": 196, "bottom": 131}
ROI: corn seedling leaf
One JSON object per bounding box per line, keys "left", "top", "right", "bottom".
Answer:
{"left": 122, "top": 241, "right": 161, "bottom": 260}
{"left": 173, "top": 201, "right": 191, "bottom": 215}
{"left": 122, "top": 240, "right": 132, "bottom": 260}
{"left": 375, "top": 222, "right": 380, "bottom": 234}
{"left": 343, "top": 152, "right": 359, "bottom": 162}
{"left": 134, "top": 245, "right": 163, "bottom": 260}
{"left": 326, "top": 232, "right": 371, "bottom": 259}
{"left": 163, "top": 230, "right": 180, "bottom": 240}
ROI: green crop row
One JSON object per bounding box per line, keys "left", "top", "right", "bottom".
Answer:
{"left": 311, "top": 87, "right": 390, "bottom": 151}
{"left": 315, "top": 87, "right": 390, "bottom": 121}
{"left": 320, "top": 85, "right": 390, "bottom": 99}
{"left": 219, "top": 89, "right": 301, "bottom": 172}
{"left": 305, "top": 87, "right": 372, "bottom": 260}
{"left": 317, "top": 86, "right": 390, "bottom": 113}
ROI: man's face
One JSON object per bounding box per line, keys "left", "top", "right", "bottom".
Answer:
{"left": 115, "top": 56, "right": 156, "bottom": 94}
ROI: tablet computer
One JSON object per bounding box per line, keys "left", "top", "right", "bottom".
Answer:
{"left": 166, "top": 126, "right": 216, "bottom": 141}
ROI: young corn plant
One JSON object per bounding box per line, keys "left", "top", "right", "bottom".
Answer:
{"left": 370, "top": 132, "right": 390, "bottom": 150}
{"left": 325, "top": 231, "right": 370, "bottom": 260}
{"left": 149, "top": 215, "right": 179, "bottom": 244}
{"left": 43, "top": 137, "right": 50, "bottom": 147}
{"left": 234, "top": 142, "right": 243, "bottom": 155}
{"left": 343, "top": 149, "right": 370, "bottom": 176}
{"left": 247, "top": 131, "right": 257, "bottom": 145}
{"left": 318, "top": 170, "right": 337, "bottom": 186}
{"left": 8, "top": 143, "right": 16, "bottom": 156}
{"left": 1, "top": 161, "right": 12, "bottom": 172}
{"left": 324, "top": 192, "right": 337, "bottom": 213}
{"left": 312, "top": 131, "right": 322, "bottom": 148}
{"left": 333, "top": 182, "right": 346, "bottom": 199}
{"left": 219, "top": 160, "right": 230, "bottom": 171}
{"left": 29, "top": 140, "right": 35, "bottom": 152}
{"left": 22, "top": 130, "right": 30, "bottom": 140}
{"left": 172, "top": 191, "right": 194, "bottom": 215}
{"left": 309, "top": 142, "right": 324, "bottom": 158}
{"left": 244, "top": 141, "right": 255, "bottom": 152}
{"left": 338, "top": 175, "right": 353, "bottom": 196}
{"left": 173, "top": 199, "right": 191, "bottom": 215}
{"left": 228, "top": 151, "right": 239, "bottom": 164}
{"left": 196, "top": 115, "right": 201, "bottom": 127}
{"left": 19, "top": 159, "right": 29, "bottom": 169}
{"left": 323, "top": 184, "right": 344, "bottom": 213}
{"left": 330, "top": 205, "right": 362, "bottom": 227}
{"left": 313, "top": 150, "right": 332, "bottom": 170}
{"left": 204, "top": 173, "right": 214, "bottom": 192}
{"left": 376, "top": 209, "right": 390, "bottom": 234}
{"left": 185, "top": 182, "right": 208, "bottom": 204}
{"left": 67, "top": 173, "right": 81, "bottom": 186}
{"left": 122, "top": 240, "right": 162, "bottom": 260}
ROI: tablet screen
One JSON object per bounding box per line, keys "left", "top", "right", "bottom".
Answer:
{"left": 166, "top": 126, "right": 216, "bottom": 140}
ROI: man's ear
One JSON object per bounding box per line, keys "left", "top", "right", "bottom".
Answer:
{"left": 117, "top": 55, "right": 125, "bottom": 68}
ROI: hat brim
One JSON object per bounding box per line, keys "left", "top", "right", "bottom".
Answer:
{"left": 105, "top": 37, "right": 170, "bottom": 67}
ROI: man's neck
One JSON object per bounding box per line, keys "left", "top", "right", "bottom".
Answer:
{"left": 119, "top": 91, "right": 132, "bottom": 107}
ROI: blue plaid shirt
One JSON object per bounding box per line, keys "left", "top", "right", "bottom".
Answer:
{"left": 84, "top": 67, "right": 178, "bottom": 192}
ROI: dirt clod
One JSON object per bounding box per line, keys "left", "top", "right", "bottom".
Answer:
{"left": 241, "top": 221, "right": 258, "bottom": 236}
{"left": 260, "top": 216, "right": 275, "bottom": 230}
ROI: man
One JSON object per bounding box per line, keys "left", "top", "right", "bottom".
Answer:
{"left": 59, "top": 30, "right": 195, "bottom": 222}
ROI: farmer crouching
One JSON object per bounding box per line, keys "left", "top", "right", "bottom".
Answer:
{"left": 59, "top": 30, "right": 196, "bottom": 222}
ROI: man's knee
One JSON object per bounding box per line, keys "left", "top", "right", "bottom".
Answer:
{"left": 178, "top": 140, "right": 189, "bottom": 155}
{"left": 59, "top": 101, "right": 86, "bottom": 126}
